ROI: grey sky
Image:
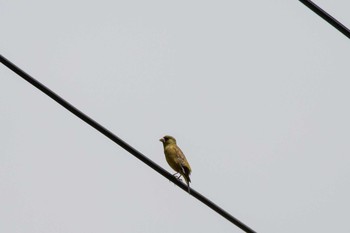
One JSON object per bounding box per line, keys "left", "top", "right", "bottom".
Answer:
{"left": 1, "top": 1, "right": 350, "bottom": 232}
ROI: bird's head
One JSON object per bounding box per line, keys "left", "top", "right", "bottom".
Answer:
{"left": 159, "top": 135, "right": 177, "bottom": 146}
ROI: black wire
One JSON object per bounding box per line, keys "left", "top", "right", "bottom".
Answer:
{"left": 299, "top": 0, "right": 350, "bottom": 39}
{"left": 1, "top": 54, "right": 256, "bottom": 233}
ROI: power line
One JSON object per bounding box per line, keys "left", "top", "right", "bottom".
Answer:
{"left": 299, "top": 0, "right": 350, "bottom": 39}
{"left": 0, "top": 54, "right": 256, "bottom": 233}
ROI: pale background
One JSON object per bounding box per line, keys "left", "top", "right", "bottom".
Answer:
{"left": 1, "top": 1, "right": 350, "bottom": 232}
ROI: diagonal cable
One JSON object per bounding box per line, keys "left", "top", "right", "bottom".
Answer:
{"left": 1, "top": 54, "right": 256, "bottom": 233}
{"left": 299, "top": 0, "right": 350, "bottom": 39}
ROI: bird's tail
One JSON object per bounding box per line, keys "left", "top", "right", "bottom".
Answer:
{"left": 180, "top": 165, "right": 191, "bottom": 194}
{"left": 184, "top": 175, "right": 191, "bottom": 194}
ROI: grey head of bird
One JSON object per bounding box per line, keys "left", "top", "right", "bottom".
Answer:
{"left": 159, "top": 135, "right": 177, "bottom": 146}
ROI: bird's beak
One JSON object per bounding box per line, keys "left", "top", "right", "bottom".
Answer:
{"left": 159, "top": 138, "right": 164, "bottom": 143}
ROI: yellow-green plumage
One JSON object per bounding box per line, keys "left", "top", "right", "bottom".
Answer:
{"left": 160, "top": 135, "right": 192, "bottom": 193}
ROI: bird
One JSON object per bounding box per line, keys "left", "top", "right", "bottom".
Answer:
{"left": 160, "top": 135, "right": 192, "bottom": 193}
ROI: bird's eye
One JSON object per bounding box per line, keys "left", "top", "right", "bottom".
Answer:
{"left": 164, "top": 137, "right": 168, "bottom": 141}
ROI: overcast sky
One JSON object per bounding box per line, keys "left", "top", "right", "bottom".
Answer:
{"left": 1, "top": 1, "right": 350, "bottom": 232}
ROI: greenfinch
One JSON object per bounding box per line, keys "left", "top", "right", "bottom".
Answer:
{"left": 160, "top": 135, "right": 192, "bottom": 193}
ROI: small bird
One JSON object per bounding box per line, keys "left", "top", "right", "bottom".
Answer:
{"left": 160, "top": 135, "right": 192, "bottom": 193}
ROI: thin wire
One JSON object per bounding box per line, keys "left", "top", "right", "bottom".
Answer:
{"left": 1, "top": 54, "right": 256, "bottom": 233}
{"left": 299, "top": 0, "right": 350, "bottom": 39}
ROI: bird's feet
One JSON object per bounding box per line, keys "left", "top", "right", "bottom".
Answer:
{"left": 172, "top": 172, "right": 182, "bottom": 180}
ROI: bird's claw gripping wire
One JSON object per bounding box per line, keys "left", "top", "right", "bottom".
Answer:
{"left": 168, "top": 172, "right": 182, "bottom": 183}
{"left": 173, "top": 172, "right": 182, "bottom": 180}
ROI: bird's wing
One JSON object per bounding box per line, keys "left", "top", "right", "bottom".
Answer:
{"left": 174, "top": 145, "right": 191, "bottom": 176}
